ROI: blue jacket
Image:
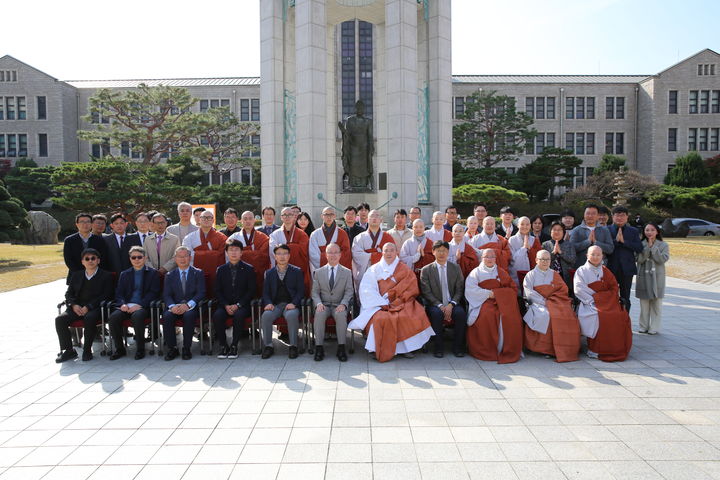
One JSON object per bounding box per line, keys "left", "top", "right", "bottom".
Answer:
{"left": 114, "top": 265, "right": 161, "bottom": 309}
{"left": 569, "top": 222, "right": 615, "bottom": 268}
{"left": 163, "top": 265, "right": 206, "bottom": 308}
{"left": 215, "top": 261, "right": 256, "bottom": 308}
{"left": 607, "top": 224, "right": 643, "bottom": 276}
{"left": 263, "top": 264, "right": 304, "bottom": 307}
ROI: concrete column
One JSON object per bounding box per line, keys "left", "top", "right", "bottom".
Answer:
{"left": 385, "top": 0, "right": 419, "bottom": 211}
{"left": 295, "top": 0, "right": 327, "bottom": 218}
{"left": 427, "top": 0, "right": 453, "bottom": 209}
{"left": 260, "top": 0, "right": 286, "bottom": 208}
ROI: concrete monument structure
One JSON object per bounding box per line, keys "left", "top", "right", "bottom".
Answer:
{"left": 260, "top": 0, "right": 453, "bottom": 219}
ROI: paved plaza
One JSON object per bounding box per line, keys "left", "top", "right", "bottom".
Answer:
{"left": 0, "top": 277, "right": 719, "bottom": 480}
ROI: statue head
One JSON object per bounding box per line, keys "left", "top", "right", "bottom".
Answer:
{"left": 355, "top": 100, "right": 365, "bottom": 116}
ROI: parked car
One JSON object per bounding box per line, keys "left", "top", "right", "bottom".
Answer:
{"left": 660, "top": 218, "right": 720, "bottom": 237}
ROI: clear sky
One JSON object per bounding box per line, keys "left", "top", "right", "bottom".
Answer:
{"left": 3, "top": 0, "right": 718, "bottom": 80}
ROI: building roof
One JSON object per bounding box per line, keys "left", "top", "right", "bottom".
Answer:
{"left": 65, "top": 77, "right": 261, "bottom": 89}
{"left": 452, "top": 74, "right": 649, "bottom": 84}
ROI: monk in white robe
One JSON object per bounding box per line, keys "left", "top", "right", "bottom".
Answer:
{"left": 399, "top": 219, "right": 435, "bottom": 277}
{"left": 349, "top": 242, "right": 434, "bottom": 362}
{"left": 465, "top": 249, "right": 523, "bottom": 364}
{"left": 426, "top": 211, "right": 452, "bottom": 243}
{"left": 508, "top": 216, "right": 542, "bottom": 289}
{"left": 351, "top": 209, "right": 394, "bottom": 291}
{"left": 309, "top": 207, "right": 353, "bottom": 273}
{"left": 523, "top": 250, "right": 581, "bottom": 362}
{"left": 573, "top": 245, "right": 632, "bottom": 362}
{"left": 463, "top": 215, "right": 481, "bottom": 245}
{"left": 449, "top": 223, "right": 479, "bottom": 278}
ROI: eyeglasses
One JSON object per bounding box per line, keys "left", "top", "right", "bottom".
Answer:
{"left": 130, "top": 256, "right": 144, "bottom": 260}
{"left": 537, "top": 258, "right": 551, "bottom": 261}
{"left": 200, "top": 216, "right": 214, "bottom": 221}
{"left": 280, "top": 213, "right": 293, "bottom": 218}
{"left": 83, "top": 256, "right": 98, "bottom": 261}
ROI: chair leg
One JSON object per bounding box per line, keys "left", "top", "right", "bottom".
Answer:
{"left": 208, "top": 305, "right": 214, "bottom": 357}
{"left": 149, "top": 306, "right": 156, "bottom": 356}
{"left": 100, "top": 304, "right": 108, "bottom": 356}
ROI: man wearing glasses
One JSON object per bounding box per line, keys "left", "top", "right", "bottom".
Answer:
{"left": 144, "top": 213, "right": 181, "bottom": 274}
{"left": 107, "top": 246, "right": 161, "bottom": 360}
{"left": 55, "top": 248, "right": 113, "bottom": 363}
{"left": 182, "top": 210, "right": 228, "bottom": 279}
{"left": 309, "top": 207, "right": 353, "bottom": 273}
{"left": 63, "top": 213, "right": 107, "bottom": 283}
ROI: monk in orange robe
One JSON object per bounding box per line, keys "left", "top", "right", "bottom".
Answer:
{"left": 228, "top": 211, "right": 270, "bottom": 295}
{"left": 399, "top": 219, "right": 435, "bottom": 283}
{"left": 523, "top": 250, "right": 581, "bottom": 362}
{"left": 349, "top": 242, "right": 434, "bottom": 363}
{"left": 465, "top": 249, "right": 523, "bottom": 364}
{"left": 449, "top": 223, "right": 479, "bottom": 278}
{"left": 468, "top": 216, "right": 511, "bottom": 271}
{"left": 182, "top": 210, "right": 227, "bottom": 294}
{"left": 574, "top": 246, "right": 632, "bottom": 362}
{"left": 269, "top": 207, "right": 311, "bottom": 295}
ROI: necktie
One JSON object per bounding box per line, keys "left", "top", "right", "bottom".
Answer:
{"left": 119, "top": 235, "right": 124, "bottom": 248}
{"left": 329, "top": 266, "right": 335, "bottom": 290}
{"left": 440, "top": 264, "right": 450, "bottom": 305}
{"left": 181, "top": 270, "right": 187, "bottom": 296}
{"left": 141, "top": 233, "right": 146, "bottom": 243}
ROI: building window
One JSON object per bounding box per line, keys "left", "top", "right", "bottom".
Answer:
{"left": 668, "top": 128, "right": 677, "bottom": 151}
{"left": 16, "top": 97, "right": 26, "bottom": 120}
{"left": 91, "top": 140, "right": 110, "bottom": 158}
{"left": 566, "top": 97, "right": 594, "bottom": 119}
{"left": 529, "top": 132, "right": 556, "bottom": 155}
{"left": 340, "top": 20, "right": 373, "bottom": 119}
{"left": 0, "top": 98, "right": 3, "bottom": 120}
{"left": 699, "top": 128, "right": 708, "bottom": 151}
{"left": 7, "top": 135, "right": 17, "bottom": 157}
{"left": 712, "top": 90, "right": 720, "bottom": 114}
{"left": 0, "top": 135, "right": 4, "bottom": 156}
{"left": 240, "top": 99, "right": 249, "bottom": 121}
{"left": 547, "top": 97, "right": 555, "bottom": 119}
{"left": 251, "top": 98, "right": 260, "bottom": 121}
{"left": 525, "top": 97, "right": 534, "bottom": 119}
{"left": 90, "top": 103, "right": 110, "bottom": 124}
{"left": 525, "top": 96, "right": 552, "bottom": 120}
{"left": 38, "top": 133, "right": 48, "bottom": 157}
{"left": 605, "top": 97, "right": 624, "bottom": 119}
{"left": 698, "top": 64, "right": 717, "bottom": 76}
{"left": 605, "top": 132, "right": 623, "bottom": 155}
{"left": 251, "top": 134, "right": 260, "bottom": 157}
{"left": 688, "top": 128, "right": 697, "bottom": 151}
{"left": 0, "top": 70, "right": 18, "bottom": 82}
{"left": 566, "top": 132, "right": 594, "bottom": 155}
{"left": 199, "top": 99, "right": 229, "bottom": 113}
{"left": 711, "top": 128, "right": 719, "bottom": 151}
{"left": 37, "top": 96, "right": 47, "bottom": 120}
{"left": 5, "top": 97, "right": 15, "bottom": 120}
{"left": 669, "top": 90, "right": 678, "bottom": 114}
{"left": 667, "top": 164, "right": 675, "bottom": 174}
{"left": 689, "top": 90, "right": 698, "bottom": 114}
{"left": 120, "top": 141, "right": 141, "bottom": 159}
{"left": 700, "top": 90, "right": 710, "bottom": 114}
{"left": 454, "top": 97, "right": 465, "bottom": 118}
{"left": 240, "top": 167, "right": 252, "bottom": 185}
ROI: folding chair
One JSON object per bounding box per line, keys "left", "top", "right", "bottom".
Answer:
{"left": 104, "top": 302, "right": 157, "bottom": 356}
{"left": 56, "top": 300, "right": 109, "bottom": 356}
{"left": 157, "top": 301, "right": 208, "bottom": 356}
{"left": 206, "top": 298, "right": 259, "bottom": 356}
{"left": 304, "top": 298, "right": 354, "bottom": 355}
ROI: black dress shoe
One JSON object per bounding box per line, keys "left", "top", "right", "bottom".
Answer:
{"left": 434, "top": 351, "right": 444, "bottom": 358}
{"left": 261, "top": 346, "right": 274, "bottom": 359}
{"left": 336, "top": 344, "right": 348, "bottom": 362}
{"left": 453, "top": 351, "right": 465, "bottom": 358}
{"left": 164, "top": 347, "right": 179, "bottom": 361}
{"left": 109, "top": 349, "right": 126, "bottom": 361}
{"left": 314, "top": 345, "right": 324, "bottom": 361}
{"left": 134, "top": 350, "right": 145, "bottom": 360}
{"left": 217, "top": 346, "right": 229, "bottom": 359}
{"left": 182, "top": 348, "right": 192, "bottom": 360}
{"left": 55, "top": 349, "right": 78, "bottom": 363}
{"left": 82, "top": 351, "right": 93, "bottom": 361}
{"left": 288, "top": 345, "right": 298, "bottom": 359}
{"left": 228, "top": 345, "right": 238, "bottom": 359}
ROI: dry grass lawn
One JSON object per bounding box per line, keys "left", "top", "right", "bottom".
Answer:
{"left": 0, "top": 243, "right": 65, "bottom": 292}
{"left": 665, "top": 236, "right": 720, "bottom": 282}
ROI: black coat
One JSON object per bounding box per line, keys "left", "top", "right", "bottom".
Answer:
{"left": 65, "top": 269, "right": 114, "bottom": 310}
{"left": 63, "top": 232, "right": 107, "bottom": 283}
{"left": 263, "top": 265, "right": 304, "bottom": 307}
{"left": 214, "top": 261, "right": 256, "bottom": 308}
{"left": 103, "top": 233, "right": 142, "bottom": 274}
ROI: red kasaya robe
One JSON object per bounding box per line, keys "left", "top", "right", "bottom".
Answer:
{"left": 477, "top": 235, "right": 512, "bottom": 271}
{"left": 587, "top": 268, "right": 633, "bottom": 362}
{"left": 193, "top": 228, "right": 227, "bottom": 295}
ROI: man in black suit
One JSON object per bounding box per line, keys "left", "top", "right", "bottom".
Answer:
{"left": 63, "top": 213, "right": 107, "bottom": 283}
{"left": 420, "top": 241, "right": 467, "bottom": 358}
{"left": 213, "top": 239, "right": 256, "bottom": 359}
{"left": 103, "top": 213, "right": 142, "bottom": 274}
{"left": 162, "top": 246, "right": 206, "bottom": 360}
{"left": 55, "top": 248, "right": 114, "bottom": 363}
{"left": 108, "top": 246, "right": 161, "bottom": 360}
{"left": 607, "top": 205, "right": 644, "bottom": 311}
{"left": 261, "top": 244, "right": 305, "bottom": 359}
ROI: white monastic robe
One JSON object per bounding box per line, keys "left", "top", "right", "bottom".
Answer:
{"left": 426, "top": 226, "right": 449, "bottom": 243}
{"left": 573, "top": 261, "right": 604, "bottom": 338}
{"left": 351, "top": 228, "right": 393, "bottom": 289}
{"left": 400, "top": 235, "right": 430, "bottom": 269}
{"left": 522, "top": 266, "right": 556, "bottom": 334}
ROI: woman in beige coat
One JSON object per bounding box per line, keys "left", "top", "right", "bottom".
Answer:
{"left": 635, "top": 222, "right": 670, "bottom": 334}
